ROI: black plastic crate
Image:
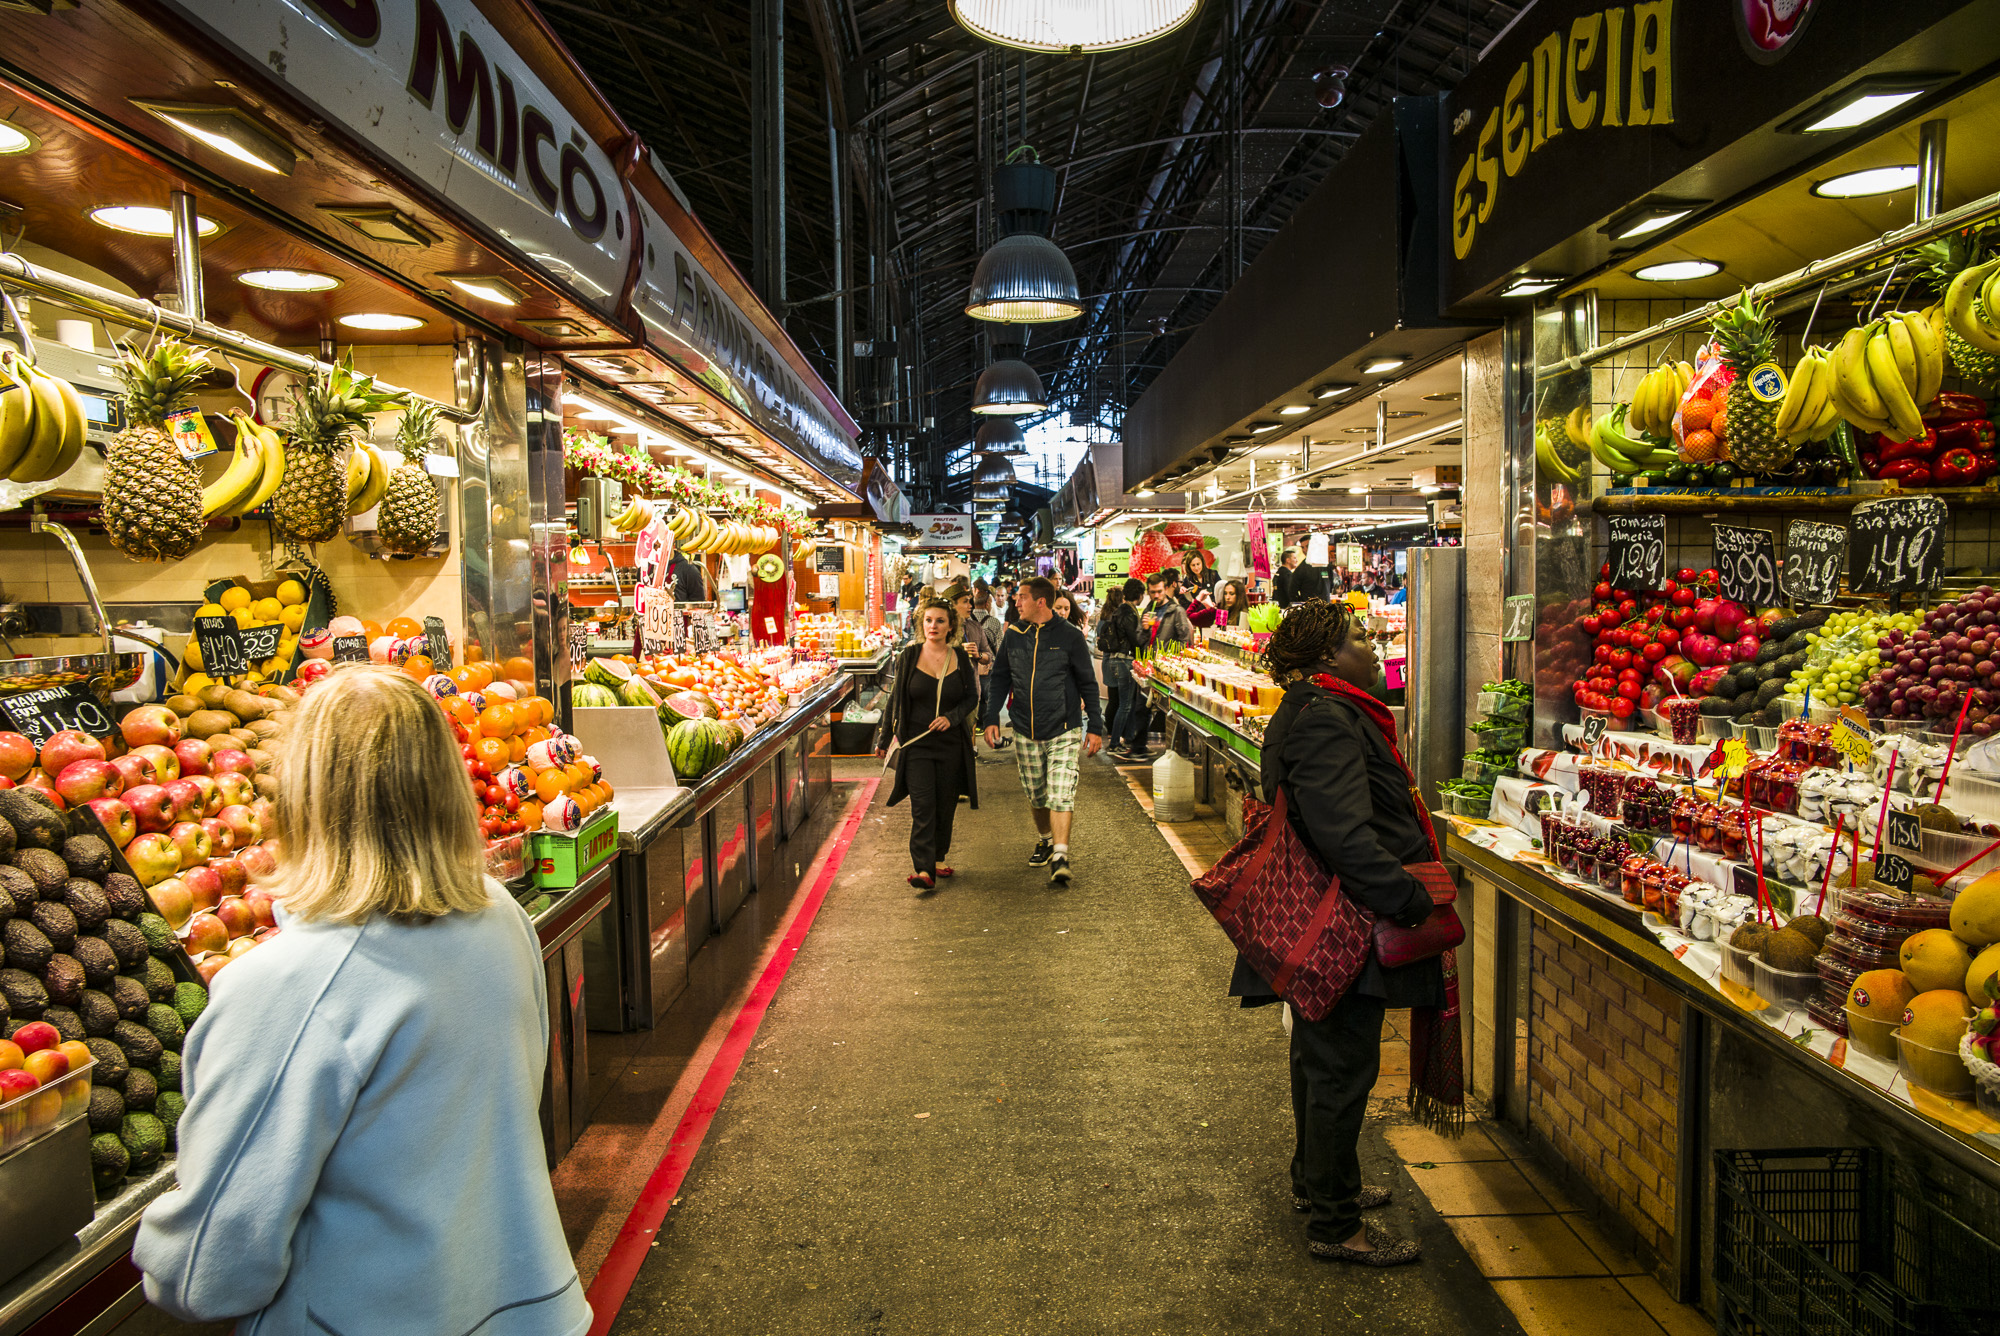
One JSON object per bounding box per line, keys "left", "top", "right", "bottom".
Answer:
{"left": 1715, "top": 1149, "right": 2000, "bottom": 1336}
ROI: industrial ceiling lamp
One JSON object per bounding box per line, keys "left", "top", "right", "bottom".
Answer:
{"left": 975, "top": 418, "right": 1029, "bottom": 456}
{"left": 966, "top": 152, "right": 1081, "bottom": 322}
{"left": 975, "top": 451, "right": 1019, "bottom": 488}
{"left": 972, "top": 338, "right": 1046, "bottom": 416}
{"left": 948, "top": 0, "right": 1200, "bottom": 53}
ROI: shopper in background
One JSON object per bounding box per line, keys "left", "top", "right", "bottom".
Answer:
{"left": 984, "top": 576, "right": 1105, "bottom": 886}
{"left": 1217, "top": 578, "right": 1252, "bottom": 626}
{"left": 1290, "top": 551, "right": 1331, "bottom": 605}
{"left": 1052, "top": 591, "right": 1085, "bottom": 627}
{"left": 1180, "top": 546, "right": 1219, "bottom": 597}
{"left": 1143, "top": 569, "right": 1197, "bottom": 648}
{"left": 1388, "top": 578, "right": 1408, "bottom": 607}
{"left": 133, "top": 667, "right": 592, "bottom": 1335}
{"left": 1275, "top": 548, "right": 1302, "bottom": 607}
{"left": 877, "top": 600, "right": 980, "bottom": 890}
{"left": 971, "top": 584, "right": 1005, "bottom": 646}
{"left": 668, "top": 547, "right": 709, "bottom": 604}
{"left": 1234, "top": 600, "right": 1450, "bottom": 1269}
{"left": 1096, "top": 583, "right": 1145, "bottom": 762}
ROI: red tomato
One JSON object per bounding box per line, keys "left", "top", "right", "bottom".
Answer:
{"left": 1642, "top": 642, "right": 1667, "bottom": 663}
{"left": 1610, "top": 697, "right": 1636, "bottom": 718}
{"left": 1618, "top": 680, "right": 1643, "bottom": 701}
{"left": 1609, "top": 649, "right": 1633, "bottom": 671}
{"left": 1594, "top": 581, "right": 1614, "bottom": 601}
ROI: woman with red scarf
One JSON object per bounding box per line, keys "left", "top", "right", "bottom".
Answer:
{"left": 1231, "top": 599, "right": 1460, "bottom": 1266}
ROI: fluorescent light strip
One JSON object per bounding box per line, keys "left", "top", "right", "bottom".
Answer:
{"left": 1803, "top": 90, "right": 1924, "bottom": 133}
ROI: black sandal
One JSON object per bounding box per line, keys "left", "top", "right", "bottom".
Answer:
{"left": 1308, "top": 1224, "right": 1422, "bottom": 1267}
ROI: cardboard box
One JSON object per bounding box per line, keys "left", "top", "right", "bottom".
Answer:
{"left": 530, "top": 806, "right": 619, "bottom": 889}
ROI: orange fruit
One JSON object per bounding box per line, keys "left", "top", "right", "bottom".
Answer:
{"left": 1680, "top": 398, "right": 1715, "bottom": 433}
{"left": 473, "top": 737, "right": 509, "bottom": 769}
{"left": 507, "top": 735, "right": 527, "bottom": 763}
{"left": 402, "top": 654, "right": 433, "bottom": 679}
{"left": 519, "top": 800, "right": 543, "bottom": 828}
{"left": 478, "top": 704, "right": 517, "bottom": 738}
{"left": 521, "top": 725, "right": 550, "bottom": 747}
{"left": 526, "top": 696, "right": 554, "bottom": 727}
{"left": 386, "top": 616, "right": 422, "bottom": 639}
{"left": 564, "top": 761, "right": 592, "bottom": 790}
{"left": 1682, "top": 429, "right": 1720, "bottom": 462}
{"left": 534, "top": 769, "right": 569, "bottom": 803}
{"left": 464, "top": 662, "right": 496, "bottom": 690}
{"left": 442, "top": 696, "right": 477, "bottom": 726}
{"left": 503, "top": 656, "right": 535, "bottom": 684}
{"left": 361, "top": 620, "right": 384, "bottom": 641}
{"left": 449, "top": 666, "right": 481, "bottom": 689}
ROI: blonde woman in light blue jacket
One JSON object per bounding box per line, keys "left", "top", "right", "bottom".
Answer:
{"left": 134, "top": 667, "right": 591, "bottom": 1336}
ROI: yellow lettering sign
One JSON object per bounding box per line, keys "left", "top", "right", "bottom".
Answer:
{"left": 1453, "top": 153, "right": 1478, "bottom": 259}
{"left": 1602, "top": 7, "right": 1626, "bottom": 126}
{"left": 1475, "top": 108, "right": 1500, "bottom": 223}
{"left": 1532, "top": 32, "right": 1564, "bottom": 150}
{"left": 1629, "top": 0, "right": 1675, "bottom": 126}
{"left": 1565, "top": 14, "right": 1601, "bottom": 132}
{"left": 1502, "top": 62, "right": 1530, "bottom": 176}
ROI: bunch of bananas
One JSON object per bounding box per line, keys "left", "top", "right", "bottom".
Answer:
{"left": 607, "top": 497, "right": 657, "bottom": 535}
{"left": 342, "top": 438, "right": 391, "bottom": 516}
{"left": 1828, "top": 309, "right": 1942, "bottom": 443}
{"left": 0, "top": 352, "right": 87, "bottom": 483}
{"left": 667, "top": 506, "right": 780, "bottom": 555}
{"left": 1587, "top": 403, "right": 1679, "bottom": 475}
{"left": 1944, "top": 256, "right": 2000, "bottom": 360}
{"left": 1771, "top": 346, "right": 1843, "bottom": 446}
{"left": 202, "top": 412, "right": 290, "bottom": 518}
{"left": 1535, "top": 418, "right": 1581, "bottom": 483}
{"left": 1628, "top": 360, "right": 1694, "bottom": 437}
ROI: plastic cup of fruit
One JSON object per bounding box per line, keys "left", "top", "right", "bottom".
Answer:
{"left": 1896, "top": 1031, "right": 1975, "bottom": 1099}
{"left": 1665, "top": 698, "right": 1701, "bottom": 745}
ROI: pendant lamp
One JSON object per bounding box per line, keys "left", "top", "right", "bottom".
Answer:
{"left": 975, "top": 418, "right": 1028, "bottom": 456}
{"left": 949, "top": 0, "right": 1201, "bottom": 53}
{"left": 972, "top": 339, "right": 1045, "bottom": 415}
{"left": 966, "top": 233, "right": 1080, "bottom": 322}
{"left": 975, "top": 451, "right": 1019, "bottom": 488}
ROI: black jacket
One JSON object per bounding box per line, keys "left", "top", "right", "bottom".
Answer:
{"left": 876, "top": 644, "right": 979, "bottom": 810}
{"left": 1096, "top": 604, "right": 1141, "bottom": 656}
{"left": 1229, "top": 680, "right": 1445, "bottom": 1008}
{"left": 1274, "top": 565, "right": 1296, "bottom": 607}
{"left": 981, "top": 615, "right": 1107, "bottom": 741}
{"left": 668, "top": 555, "right": 708, "bottom": 603}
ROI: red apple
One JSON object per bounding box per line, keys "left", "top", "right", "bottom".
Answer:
{"left": 238, "top": 842, "right": 277, "bottom": 877}
{"left": 148, "top": 876, "right": 195, "bottom": 926}
{"left": 0, "top": 732, "right": 35, "bottom": 781}
{"left": 185, "top": 774, "right": 222, "bottom": 818}
{"left": 295, "top": 660, "right": 331, "bottom": 685}
{"left": 211, "top": 857, "right": 248, "bottom": 898}
{"left": 20, "top": 771, "right": 64, "bottom": 808}
{"left": 215, "top": 897, "right": 259, "bottom": 939}
{"left": 10, "top": 1021, "right": 60, "bottom": 1055}
{"left": 209, "top": 749, "right": 256, "bottom": 779}
{"left": 83, "top": 797, "right": 136, "bottom": 848}
{"left": 200, "top": 816, "right": 236, "bottom": 856}
{"left": 0, "top": 1040, "right": 21, "bottom": 1071}
{"left": 242, "top": 889, "right": 277, "bottom": 929}
{"left": 39, "top": 730, "right": 105, "bottom": 775}
{"left": 168, "top": 821, "right": 213, "bottom": 867}
{"left": 226, "top": 936, "right": 258, "bottom": 959}
{"left": 183, "top": 912, "right": 228, "bottom": 956}
{"left": 124, "top": 831, "right": 182, "bottom": 887}
{"left": 194, "top": 954, "right": 230, "bottom": 985}
{"left": 213, "top": 772, "right": 256, "bottom": 808}
{"left": 219, "top": 804, "right": 262, "bottom": 847}
{"left": 164, "top": 778, "right": 205, "bottom": 824}
{"left": 132, "top": 744, "right": 180, "bottom": 783}
{"left": 21, "top": 1048, "right": 67, "bottom": 1083}
{"left": 110, "top": 752, "right": 157, "bottom": 791}
{"left": 248, "top": 797, "right": 277, "bottom": 835}
{"left": 178, "top": 864, "right": 223, "bottom": 912}
{"left": 55, "top": 759, "right": 123, "bottom": 807}
{"left": 172, "top": 737, "right": 213, "bottom": 777}
{"left": 119, "top": 705, "right": 182, "bottom": 749}
{"left": 123, "top": 784, "right": 177, "bottom": 834}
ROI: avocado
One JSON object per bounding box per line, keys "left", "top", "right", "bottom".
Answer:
{"left": 76, "top": 988, "right": 118, "bottom": 1037}
{"left": 145, "top": 1002, "right": 185, "bottom": 1052}
{"left": 40, "top": 1005, "right": 82, "bottom": 1042}
{"left": 109, "top": 975, "right": 150, "bottom": 1021}
{"left": 171, "top": 982, "right": 207, "bottom": 1027}
{"left": 60, "top": 880, "right": 109, "bottom": 932}
{"left": 154, "top": 1049, "right": 180, "bottom": 1093}
{"left": 111, "top": 1018, "right": 161, "bottom": 1068}
{"left": 1733, "top": 690, "right": 1760, "bottom": 715}
{"left": 1774, "top": 653, "right": 1808, "bottom": 677}
{"left": 0, "top": 790, "right": 64, "bottom": 849}
{"left": 84, "top": 1036, "right": 127, "bottom": 1086}
{"left": 3, "top": 917, "right": 52, "bottom": 972}
{"left": 41, "top": 952, "right": 83, "bottom": 1007}
{"left": 91, "top": 1131, "right": 130, "bottom": 1192}
{"left": 0, "top": 865, "right": 36, "bottom": 910}
{"left": 122, "top": 1067, "right": 157, "bottom": 1111}
{"left": 1758, "top": 679, "right": 1790, "bottom": 706}
{"left": 99, "top": 919, "right": 148, "bottom": 971}
{"left": 119, "top": 1111, "right": 166, "bottom": 1169}
{"left": 87, "top": 1083, "right": 125, "bottom": 1132}
{"left": 27, "top": 900, "right": 76, "bottom": 953}
{"left": 0, "top": 966, "right": 47, "bottom": 1017}
{"left": 1781, "top": 632, "right": 1815, "bottom": 657}
{"left": 9, "top": 848, "right": 68, "bottom": 897}
{"left": 0, "top": 814, "right": 14, "bottom": 861}
{"left": 1700, "top": 697, "right": 1734, "bottom": 716}
{"left": 72, "top": 936, "right": 117, "bottom": 988}
{"left": 99, "top": 873, "right": 146, "bottom": 921}
{"left": 1755, "top": 639, "right": 1785, "bottom": 665}
{"left": 59, "top": 835, "right": 112, "bottom": 880}
{"left": 134, "top": 913, "right": 174, "bottom": 956}
{"left": 1767, "top": 617, "right": 1804, "bottom": 642}
{"left": 155, "top": 1090, "right": 185, "bottom": 1149}
{"left": 0, "top": 881, "right": 13, "bottom": 923}
{"left": 138, "top": 956, "right": 175, "bottom": 1002}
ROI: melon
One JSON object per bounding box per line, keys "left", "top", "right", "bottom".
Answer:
{"left": 615, "top": 676, "right": 662, "bottom": 709}
{"left": 1967, "top": 944, "right": 2000, "bottom": 1005}
{"left": 661, "top": 692, "right": 717, "bottom": 722}
{"left": 1949, "top": 872, "right": 2000, "bottom": 947}
{"left": 1900, "top": 929, "right": 1973, "bottom": 994}
{"left": 572, "top": 682, "right": 619, "bottom": 708}
{"left": 664, "top": 718, "right": 729, "bottom": 779}
{"left": 1898, "top": 990, "right": 1975, "bottom": 1092}
{"left": 582, "top": 658, "right": 633, "bottom": 691}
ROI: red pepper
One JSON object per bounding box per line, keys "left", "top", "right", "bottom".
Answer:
{"left": 1935, "top": 446, "right": 1981, "bottom": 485}
{"left": 1924, "top": 391, "right": 1989, "bottom": 424}
{"left": 1876, "top": 427, "right": 1939, "bottom": 462}
{"left": 1878, "top": 458, "right": 1935, "bottom": 486}
{"left": 1975, "top": 450, "right": 1999, "bottom": 482}
{"left": 1935, "top": 418, "right": 1996, "bottom": 452}
{"left": 1860, "top": 450, "right": 1882, "bottom": 478}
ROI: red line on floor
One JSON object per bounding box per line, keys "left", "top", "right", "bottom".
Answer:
{"left": 583, "top": 777, "right": 880, "bottom": 1335}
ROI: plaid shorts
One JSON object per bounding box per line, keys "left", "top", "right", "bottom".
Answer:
{"left": 1013, "top": 726, "right": 1084, "bottom": 811}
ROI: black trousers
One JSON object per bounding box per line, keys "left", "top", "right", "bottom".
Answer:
{"left": 904, "top": 736, "right": 964, "bottom": 873}
{"left": 1289, "top": 990, "right": 1387, "bottom": 1243}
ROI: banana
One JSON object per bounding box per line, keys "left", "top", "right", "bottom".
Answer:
{"left": 1866, "top": 328, "right": 1926, "bottom": 442}
{"left": 354, "top": 444, "right": 392, "bottom": 515}
{"left": 46, "top": 369, "right": 85, "bottom": 479}
{"left": 1946, "top": 259, "right": 2000, "bottom": 356}
{"left": 667, "top": 505, "right": 696, "bottom": 540}
{"left": 239, "top": 421, "right": 288, "bottom": 513}
{"left": 1983, "top": 263, "right": 2000, "bottom": 329}
{"left": 8, "top": 363, "right": 67, "bottom": 482}
{"left": 345, "top": 440, "right": 375, "bottom": 512}
{"left": 1903, "top": 307, "right": 1944, "bottom": 408}
{"left": 201, "top": 420, "right": 266, "bottom": 517}
{"left": 1833, "top": 325, "right": 1889, "bottom": 423}
{"left": 1535, "top": 423, "right": 1580, "bottom": 483}
{"left": 1590, "top": 404, "right": 1652, "bottom": 472}
{"left": 0, "top": 359, "right": 33, "bottom": 477}
{"left": 1774, "top": 352, "right": 1815, "bottom": 437}
{"left": 1883, "top": 316, "right": 1920, "bottom": 398}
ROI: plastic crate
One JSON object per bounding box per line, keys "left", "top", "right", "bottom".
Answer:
{"left": 1715, "top": 1148, "right": 2000, "bottom": 1336}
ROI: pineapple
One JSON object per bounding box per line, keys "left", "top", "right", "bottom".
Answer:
{"left": 1711, "top": 291, "right": 1791, "bottom": 475}
{"left": 274, "top": 354, "right": 404, "bottom": 544}
{"left": 378, "top": 402, "right": 443, "bottom": 555}
{"left": 1921, "top": 233, "right": 2000, "bottom": 387}
{"left": 100, "top": 339, "right": 209, "bottom": 562}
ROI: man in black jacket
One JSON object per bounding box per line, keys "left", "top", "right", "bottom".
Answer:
{"left": 1274, "top": 549, "right": 1301, "bottom": 607}
{"left": 983, "top": 575, "right": 1105, "bottom": 885}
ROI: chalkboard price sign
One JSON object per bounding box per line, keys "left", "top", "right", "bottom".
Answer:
{"left": 0, "top": 684, "right": 115, "bottom": 747}
{"left": 1503, "top": 594, "right": 1534, "bottom": 642}
{"left": 331, "top": 634, "right": 370, "bottom": 663}
{"left": 1885, "top": 809, "right": 1923, "bottom": 854}
{"left": 1713, "top": 525, "right": 1779, "bottom": 608}
{"left": 1581, "top": 714, "right": 1608, "bottom": 748}
{"left": 1850, "top": 495, "right": 1946, "bottom": 595}
{"left": 192, "top": 615, "right": 249, "bottom": 678}
{"left": 1605, "top": 514, "right": 1665, "bottom": 592}
{"left": 239, "top": 624, "right": 284, "bottom": 665}
{"left": 1781, "top": 520, "right": 1847, "bottom": 606}
{"left": 423, "top": 616, "right": 452, "bottom": 670}
{"left": 1874, "top": 851, "right": 1916, "bottom": 894}
{"left": 814, "top": 545, "right": 846, "bottom": 574}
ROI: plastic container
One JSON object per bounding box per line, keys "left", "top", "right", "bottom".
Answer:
{"left": 1721, "top": 941, "right": 1759, "bottom": 990}
{"left": 1734, "top": 723, "right": 1777, "bottom": 752}
{"left": 1450, "top": 791, "right": 1494, "bottom": 818}
{"left": 1472, "top": 722, "right": 1527, "bottom": 751}
{"left": 1845, "top": 1006, "right": 1901, "bottom": 1061}
{"left": 1831, "top": 911, "right": 1923, "bottom": 953}
{"left": 1836, "top": 893, "right": 1953, "bottom": 933}
{"left": 1943, "top": 771, "right": 2000, "bottom": 824}
{"left": 1152, "top": 750, "right": 1197, "bottom": 823}
{"left": 1822, "top": 931, "right": 1904, "bottom": 972}
{"left": 1814, "top": 951, "right": 1863, "bottom": 992}
{"left": 0, "top": 1059, "right": 93, "bottom": 1160}
{"left": 1755, "top": 957, "right": 1820, "bottom": 1018}
{"left": 1807, "top": 995, "right": 1850, "bottom": 1036}
{"left": 1897, "top": 1030, "right": 1975, "bottom": 1098}
{"left": 1920, "top": 827, "right": 2000, "bottom": 882}
{"left": 1475, "top": 690, "right": 1530, "bottom": 723}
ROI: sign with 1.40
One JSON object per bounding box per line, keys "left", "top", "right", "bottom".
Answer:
{"left": 1850, "top": 495, "right": 1946, "bottom": 595}
{"left": 1605, "top": 513, "right": 1665, "bottom": 591}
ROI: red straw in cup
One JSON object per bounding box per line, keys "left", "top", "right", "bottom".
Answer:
{"left": 1816, "top": 814, "right": 1846, "bottom": 915}
{"left": 1934, "top": 689, "right": 1977, "bottom": 805}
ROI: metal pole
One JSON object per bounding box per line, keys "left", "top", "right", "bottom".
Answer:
{"left": 826, "top": 87, "right": 846, "bottom": 404}
{"left": 1376, "top": 395, "right": 1389, "bottom": 449}
{"left": 1917, "top": 119, "right": 1947, "bottom": 224}
{"left": 169, "top": 190, "right": 203, "bottom": 323}
{"left": 750, "top": 0, "right": 786, "bottom": 311}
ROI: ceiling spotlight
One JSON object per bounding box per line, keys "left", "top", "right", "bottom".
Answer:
{"left": 443, "top": 273, "right": 527, "bottom": 305}
{"left": 1422, "top": 391, "right": 1462, "bottom": 402}
{"left": 1348, "top": 485, "right": 1370, "bottom": 495}
{"left": 338, "top": 312, "right": 427, "bottom": 331}
{"left": 1133, "top": 488, "right": 1154, "bottom": 498}
{"left": 1384, "top": 410, "right": 1424, "bottom": 420}
{"left": 1602, "top": 199, "right": 1705, "bottom": 242}
{"left": 1315, "top": 382, "right": 1357, "bottom": 399}
{"left": 237, "top": 269, "right": 342, "bottom": 292}
{"left": 1784, "top": 77, "right": 1941, "bottom": 134}
{"left": 1420, "top": 485, "right": 1442, "bottom": 495}
{"left": 1500, "top": 276, "right": 1562, "bottom": 297}
{"left": 1278, "top": 405, "right": 1311, "bottom": 415}
{"left": 1312, "top": 65, "right": 1350, "bottom": 111}
{"left": 947, "top": 0, "right": 1199, "bottom": 54}
{"left": 1249, "top": 420, "right": 1283, "bottom": 433}
{"left": 1361, "top": 357, "right": 1405, "bottom": 374}
{"left": 0, "top": 119, "right": 38, "bottom": 155}
{"left": 1634, "top": 259, "right": 1723, "bottom": 282}
{"left": 133, "top": 99, "right": 299, "bottom": 175}
{"left": 1342, "top": 427, "right": 1375, "bottom": 434}
{"left": 321, "top": 204, "right": 437, "bottom": 248}
{"left": 965, "top": 233, "right": 1082, "bottom": 323}
{"left": 89, "top": 205, "right": 222, "bottom": 237}
{"left": 1811, "top": 165, "right": 1921, "bottom": 198}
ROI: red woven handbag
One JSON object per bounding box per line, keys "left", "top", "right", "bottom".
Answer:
{"left": 1190, "top": 787, "right": 1372, "bottom": 1022}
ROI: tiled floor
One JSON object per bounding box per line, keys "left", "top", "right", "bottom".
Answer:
{"left": 1122, "top": 759, "right": 1710, "bottom": 1336}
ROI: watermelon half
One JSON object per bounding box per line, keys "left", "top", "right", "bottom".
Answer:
{"left": 661, "top": 691, "right": 718, "bottom": 721}
{"left": 572, "top": 682, "right": 619, "bottom": 708}
{"left": 582, "top": 658, "right": 633, "bottom": 691}
{"left": 616, "top": 676, "right": 662, "bottom": 709}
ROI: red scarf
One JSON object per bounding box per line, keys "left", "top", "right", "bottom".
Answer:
{"left": 1311, "top": 673, "right": 1465, "bottom": 1135}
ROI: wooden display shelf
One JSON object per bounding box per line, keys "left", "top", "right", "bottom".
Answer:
{"left": 1591, "top": 487, "right": 2000, "bottom": 516}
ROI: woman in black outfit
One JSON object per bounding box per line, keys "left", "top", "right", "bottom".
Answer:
{"left": 877, "top": 599, "right": 979, "bottom": 890}
{"left": 1233, "top": 600, "right": 1446, "bottom": 1267}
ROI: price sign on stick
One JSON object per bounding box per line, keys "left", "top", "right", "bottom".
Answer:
{"left": 1874, "top": 851, "right": 1916, "bottom": 894}
{"left": 422, "top": 616, "right": 452, "bottom": 669}
{"left": 1503, "top": 594, "right": 1535, "bottom": 642}
{"left": 1830, "top": 711, "right": 1874, "bottom": 766}
{"left": 1885, "top": 809, "right": 1923, "bottom": 854}
{"left": 634, "top": 588, "right": 675, "bottom": 657}
{"left": 1781, "top": 520, "right": 1847, "bottom": 605}
{"left": 1850, "top": 495, "right": 1947, "bottom": 595}
{"left": 1605, "top": 514, "right": 1666, "bottom": 592}
{"left": 1581, "top": 714, "right": 1608, "bottom": 748}
{"left": 238, "top": 624, "right": 283, "bottom": 665}
{"left": 0, "top": 685, "right": 114, "bottom": 747}
{"left": 567, "top": 623, "right": 590, "bottom": 671}
{"left": 332, "top": 634, "right": 370, "bottom": 664}
{"left": 1712, "top": 525, "right": 1779, "bottom": 608}
{"left": 191, "top": 615, "right": 249, "bottom": 678}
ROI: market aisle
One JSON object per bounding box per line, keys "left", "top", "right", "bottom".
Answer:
{"left": 602, "top": 756, "right": 1524, "bottom": 1335}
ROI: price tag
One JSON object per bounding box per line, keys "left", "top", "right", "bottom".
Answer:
{"left": 192, "top": 615, "right": 250, "bottom": 678}
{"left": 635, "top": 587, "right": 674, "bottom": 657}
{"left": 1781, "top": 520, "right": 1846, "bottom": 606}
{"left": 167, "top": 407, "right": 218, "bottom": 462}
{"left": 1885, "top": 809, "right": 1923, "bottom": 854}
{"left": 1581, "top": 714, "right": 1608, "bottom": 748}
{"left": 332, "top": 634, "right": 370, "bottom": 663}
{"left": 423, "top": 453, "right": 460, "bottom": 478}
{"left": 239, "top": 624, "right": 283, "bottom": 664}
{"left": 687, "top": 608, "right": 717, "bottom": 655}
{"left": 1730, "top": 862, "right": 1762, "bottom": 902}
{"left": 1830, "top": 713, "right": 1874, "bottom": 766}
{"left": 815, "top": 545, "right": 846, "bottom": 573}
{"left": 1850, "top": 495, "right": 1946, "bottom": 595}
{"left": 763, "top": 616, "right": 778, "bottom": 637}
{"left": 1605, "top": 514, "right": 1666, "bottom": 592}
{"left": 1503, "top": 594, "right": 1535, "bottom": 642}
{"left": 1722, "top": 738, "right": 1751, "bottom": 778}
{"left": 1712, "top": 525, "right": 1779, "bottom": 608}
{"left": 0, "top": 685, "right": 115, "bottom": 747}
{"left": 567, "top": 623, "right": 590, "bottom": 671}
{"left": 1874, "top": 851, "right": 1915, "bottom": 894}
{"left": 423, "top": 616, "right": 452, "bottom": 670}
